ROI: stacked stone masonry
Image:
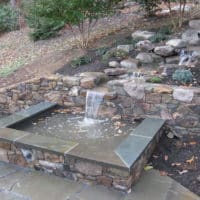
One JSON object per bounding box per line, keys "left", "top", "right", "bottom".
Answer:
{"left": 0, "top": 74, "right": 200, "bottom": 135}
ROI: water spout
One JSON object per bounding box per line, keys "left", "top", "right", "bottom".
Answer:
{"left": 85, "top": 90, "right": 104, "bottom": 120}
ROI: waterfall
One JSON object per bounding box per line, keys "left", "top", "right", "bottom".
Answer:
{"left": 84, "top": 90, "right": 104, "bottom": 121}
{"left": 179, "top": 50, "right": 192, "bottom": 66}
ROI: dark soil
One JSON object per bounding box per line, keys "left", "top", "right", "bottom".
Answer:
{"left": 56, "top": 49, "right": 108, "bottom": 76}
{"left": 150, "top": 132, "right": 200, "bottom": 196}
{"left": 56, "top": 29, "right": 137, "bottom": 76}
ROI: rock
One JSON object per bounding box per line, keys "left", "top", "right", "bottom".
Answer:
{"left": 136, "top": 52, "right": 162, "bottom": 64}
{"left": 80, "top": 77, "right": 96, "bottom": 89}
{"left": 132, "top": 30, "right": 155, "bottom": 40}
{"left": 154, "top": 46, "right": 175, "bottom": 57}
{"left": 166, "top": 39, "right": 187, "bottom": 48}
{"left": 97, "top": 176, "right": 113, "bottom": 187}
{"left": 167, "top": 132, "right": 174, "bottom": 139}
{"left": 44, "top": 91, "right": 62, "bottom": 104}
{"left": 69, "top": 86, "right": 80, "bottom": 96}
{"left": 173, "top": 88, "right": 194, "bottom": 103}
{"left": 108, "top": 61, "right": 120, "bottom": 68}
{"left": 117, "top": 45, "right": 134, "bottom": 53}
{"left": 136, "top": 52, "right": 153, "bottom": 63}
{"left": 175, "top": 115, "right": 199, "bottom": 128}
{"left": 192, "top": 51, "right": 200, "bottom": 59}
{"left": 79, "top": 72, "right": 107, "bottom": 83}
{"left": 0, "top": 96, "right": 7, "bottom": 104}
{"left": 154, "top": 85, "right": 173, "bottom": 94}
{"left": 104, "top": 68, "right": 127, "bottom": 76}
{"left": 124, "top": 82, "right": 145, "bottom": 99}
{"left": 74, "top": 161, "right": 102, "bottom": 176}
{"left": 0, "top": 148, "right": 9, "bottom": 162}
{"left": 159, "top": 64, "right": 179, "bottom": 77}
{"left": 182, "top": 29, "right": 200, "bottom": 46}
{"left": 135, "top": 40, "right": 154, "bottom": 51}
{"left": 189, "top": 19, "right": 200, "bottom": 30}
{"left": 62, "top": 76, "right": 80, "bottom": 87}
{"left": 120, "top": 58, "right": 139, "bottom": 69}
{"left": 165, "top": 56, "right": 180, "bottom": 64}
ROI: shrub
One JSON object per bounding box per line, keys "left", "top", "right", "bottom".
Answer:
{"left": 150, "top": 26, "right": 172, "bottom": 43}
{"left": 102, "top": 48, "right": 128, "bottom": 62}
{"left": 0, "top": 4, "right": 19, "bottom": 33}
{"left": 150, "top": 33, "right": 169, "bottom": 43}
{"left": 71, "top": 55, "right": 92, "bottom": 68}
{"left": 149, "top": 76, "right": 162, "bottom": 83}
{"left": 172, "top": 69, "right": 193, "bottom": 84}
{"left": 25, "top": 0, "right": 121, "bottom": 46}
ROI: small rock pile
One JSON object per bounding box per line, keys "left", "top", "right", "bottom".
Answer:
{"left": 103, "top": 19, "right": 200, "bottom": 86}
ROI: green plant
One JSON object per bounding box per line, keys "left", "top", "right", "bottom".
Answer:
{"left": 150, "top": 33, "right": 169, "bottom": 43}
{"left": 102, "top": 48, "right": 128, "bottom": 62}
{"left": 24, "top": 0, "right": 121, "bottom": 46}
{"left": 150, "top": 26, "right": 172, "bottom": 43}
{"left": 149, "top": 76, "right": 162, "bottom": 83}
{"left": 71, "top": 55, "right": 92, "bottom": 68}
{"left": 172, "top": 69, "right": 193, "bottom": 84}
{"left": 95, "top": 47, "right": 109, "bottom": 57}
{"left": 0, "top": 4, "right": 19, "bottom": 33}
{"left": 158, "top": 26, "right": 172, "bottom": 35}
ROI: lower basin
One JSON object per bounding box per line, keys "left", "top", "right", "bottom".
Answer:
{"left": 11, "top": 107, "right": 138, "bottom": 168}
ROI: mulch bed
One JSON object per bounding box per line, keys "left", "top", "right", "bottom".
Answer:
{"left": 150, "top": 132, "right": 200, "bottom": 196}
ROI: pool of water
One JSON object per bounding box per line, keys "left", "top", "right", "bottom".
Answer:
{"left": 12, "top": 108, "right": 137, "bottom": 143}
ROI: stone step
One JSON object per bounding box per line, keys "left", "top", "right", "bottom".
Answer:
{"left": 115, "top": 118, "right": 165, "bottom": 168}
{"left": 0, "top": 102, "right": 57, "bottom": 128}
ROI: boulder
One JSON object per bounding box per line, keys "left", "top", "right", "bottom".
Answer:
{"left": 117, "top": 45, "right": 134, "bottom": 53}
{"left": 108, "top": 61, "right": 120, "bottom": 68}
{"left": 62, "top": 76, "right": 80, "bottom": 87}
{"left": 120, "top": 58, "right": 139, "bottom": 69}
{"left": 173, "top": 88, "right": 194, "bottom": 103}
{"left": 132, "top": 30, "right": 155, "bottom": 40}
{"left": 135, "top": 40, "right": 154, "bottom": 51}
{"left": 189, "top": 19, "right": 200, "bottom": 30}
{"left": 124, "top": 82, "right": 145, "bottom": 99}
{"left": 136, "top": 52, "right": 163, "bottom": 64}
{"left": 182, "top": 29, "right": 200, "bottom": 46}
{"left": 154, "top": 46, "right": 175, "bottom": 57}
{"left": 104, "top": 68, "right": 127, "bottom": 76}
{"left": 165, "top": 56, "right": 180, "bottom": 64}
{"left": 166, "top": 39, "right": 187, "bottom": 48}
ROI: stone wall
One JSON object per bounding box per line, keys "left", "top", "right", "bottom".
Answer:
{"left": 0, "top": 74, "right": 200, "bottom": 135}
{"left": 0, "top": 73, "right": 108, "bottom": 113}
{"left": 107, "top": 79, "right": 200, "bottom": 135}
{"left": 0, "top": 140, "right": 133, "bottom": 191}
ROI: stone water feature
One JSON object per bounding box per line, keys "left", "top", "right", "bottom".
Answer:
{"left": 0, "top": 18, "right": 199, "bottom": 192}
{"left": 0, "top": 87, "right": 165, "bottom": 192}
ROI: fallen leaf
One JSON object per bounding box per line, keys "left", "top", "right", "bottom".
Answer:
{"left": 164, "top": 155, "right": 169, "bottom": 161}
{"left": 189, "top": 141, "right": 197, "bottom": 145}
{"left": 171, "top": 162, "right": 182, "bottom": 167}
{"left": 186, "top": 156, "right": 195, "bottom": 164}
{"left": 144, "top": 165, "right": 153, "bottom": 171}
{"left": 178, "top": 170, "right": 188, "bottom": 175}
{"left": 160, "top": 171, "right": 168, "bottom": 176}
